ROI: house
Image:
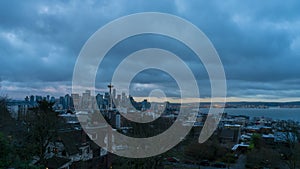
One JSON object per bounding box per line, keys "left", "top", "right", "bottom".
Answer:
{"left": 244, "top": 126, "right": 260, "bottom": 133}
{"left": 240, "top": 134, "right": 251, "bottom": 142}
{"left": 231, "top": 143, "right": 249, "bottom": 152}
{"left": 262, "top": 134, "right": 275, "bottom": 145}
{"left": 259, "top": 126, "right": 273, "bottom": 134}
{"left": 274, "top": 132, "right": 298, "bottom": 144}
{"left": 45, "top": 130, "right": 94, "bottom": 163}
{"left": 57, "top": 130, "right": 93, "bottom": 162}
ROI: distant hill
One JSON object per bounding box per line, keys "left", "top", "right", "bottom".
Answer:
{"left": 225, "top": 101, "right": 300, "bottom": 108}
{"left": 191, "top": 101, "right": 300, "bottom": 108}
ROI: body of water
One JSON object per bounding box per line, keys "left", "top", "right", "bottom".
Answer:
{"left": 199, "top": 108, "right": 300, "bottom": 122}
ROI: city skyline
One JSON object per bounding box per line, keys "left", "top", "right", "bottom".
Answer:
{"left": 1, "top": 1, "right": 300, "bottom": 102}
{"left": 2, "top": 1, "right": 300, "bottom": 168}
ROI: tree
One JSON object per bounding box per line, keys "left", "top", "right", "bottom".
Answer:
{"left": 112, "top": 117, "right": 172, "bottom": 169}
{"left": 0, "top": 97, "right": 44, "bottom": 168}
{"left": 0, "top": 96, "right": 7, "bottom": 113}
{"left": 0, "top": 96, "right": 12, "bottom": 125}
{"left": 251, "top": 133, "right": 263, "bottom": 149}
{"left": 277, "top": 120, "right": 300, "bottom": 169}
{"left": 0, "top": 132, "right": 13, "bottom": 168}
{"left": 246, "top": 147, "right": 281, "bottom": 169}
{"left": 184, "top": 136, "right": 228, "bottom": 161}
{"left": 0, "top": 97, "right": 14, "bottom": 168}
{"left": 25, "top": 100, "right": 59, "bottom": 165}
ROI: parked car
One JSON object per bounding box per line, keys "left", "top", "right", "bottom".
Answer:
{"left": 212, "top": 162, "right": 226, "bottom": 168}
{"left": 166, "top": 157, "right": 180, "bottom": 163}
{"left": 199, "top": 160, "right": 210, "bottom": 166}
{"left": 183, "top": 159, "right": 194, "bottom": 164}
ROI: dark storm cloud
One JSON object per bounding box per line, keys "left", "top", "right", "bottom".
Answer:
{"left": 1, "top": 0, "right": 300, "bottom": 100}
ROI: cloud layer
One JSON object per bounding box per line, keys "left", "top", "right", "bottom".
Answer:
{"left": 1, "top": 0, "right": 300, "bottom": 101}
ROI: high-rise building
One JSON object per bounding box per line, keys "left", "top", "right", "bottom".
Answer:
{"left": 104, "top": 92, "right": 109, "bottom": 100}
{"left": 116, "top": 94, "right": 121, "bottom": 107}
{"left": 121, "top": 92, "right": 126, "bottom": 106}
{"left": 65, "top": 94, "right": 72, "bottom": 109}
{"left": 30, "top": 95, "right": 35, "bottom": 104}
{"left": 112, "top": 88, "right": 116, "bottom": 100}
{"left": 103, "top": 92, "right": 109, "bottom": 109}
{"left": 59, "top": 96, "right": 65, "bottom": 109}
{"left": 71, "top": 93, "right": 80, "bottom": 109}
{"left": 141, "top": 99, "right": 150, "bottom": 111}
{"left": 50, "top": 96, "right": 56, "bottom": 103}
{"left": 82, "top": 90, "right": 91, "bottom": 109}
{"left": 36, "top": 95, "right": 42, "bottom": 102}
{"left": 115, "top": 114, "right": 121, "bottom": 129}
{"left": 96, "top": 94, "right": 104, "bottom": 109}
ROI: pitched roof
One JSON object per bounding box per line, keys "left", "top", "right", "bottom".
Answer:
{"left": 58, "top": 130, "right": 86, "bottom": 155}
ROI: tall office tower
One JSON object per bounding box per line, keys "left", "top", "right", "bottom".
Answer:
{"left": 115, "top": 114, "right": 121, "bottom": 129}
{"left": 50, "top": 96, "right": 56, "bottom": 104}
{"left": 30, "top": 95, "right": 35, "bottom": 105}
{"left": 59, "top": 96, "right": 65, "bottom": 109}
{"left": 85, "top": 90, "right": 91, "bottom": 96}
{"left": 71, "top": 93, "right": 80, "bottom": 109}
{"left": 141, "top": 99, "right": 150, "bottom": 111}
{"left": 104, "top": 92, "right": 109, "bottom": 100}
{"left": 104, "top": 92, "right": 109, "bottom": 109}
{"left": 82, "top": 90, "right": 91, "bottom": 109}
{"left": 121, "top": 92, "right": 126, "bottom": 106}
{"left": 46, "top": 95, "right": 50, "bottom": 102}
{"left": 36, "top": 95, "right": 42, "bottom": 102}
{"left": 96, "top": 93, "right": 104, "bottom": 109}
{"left": 65, "top": 94, "right": 72, "bottom": 110}
{"left": 116, "top": 94, "right": 121, "bottom": 107}
{"left": 112, "top": 88, "right": 116, "bottom": 100}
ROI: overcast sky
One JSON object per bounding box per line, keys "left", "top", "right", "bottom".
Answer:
{"left": 1, "top": 0, "right": 300, "bottom": 102}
